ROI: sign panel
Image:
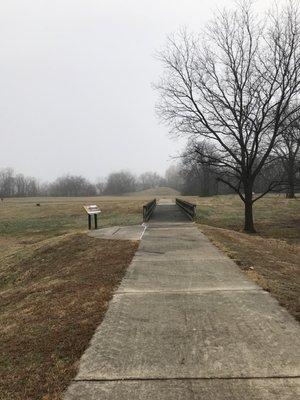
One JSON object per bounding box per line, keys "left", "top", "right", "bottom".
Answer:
{"left": 83, "top": 205, "right": 101, "bottom": 215}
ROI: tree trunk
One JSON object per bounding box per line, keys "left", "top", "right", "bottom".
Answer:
{"left": 286, "top": 183, "right": 295, "bottom": 198}
{"left": 202, "top": 167, "right": 210, "bottom": 196}
{"left": 286, "top": 160, "right": 295, "bottom": 199}
{"left": 244, "top": 184, "right": 256, "bottom": 233}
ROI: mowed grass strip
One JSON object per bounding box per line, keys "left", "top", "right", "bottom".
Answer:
{"left": 0, "top": 233, "right": 138, "bottom": 400}
{"left": 0, "top": 196, "right": 147, "bottom": 242}
{"left": 185, "top": 194, "right": 300, "bottom": 243}
{"left": 187, "top": 194, "right": 300, "bottom": 321}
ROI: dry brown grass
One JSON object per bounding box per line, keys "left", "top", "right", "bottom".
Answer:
{"left": 0, "top": 233, "right": 138, "bottom": 400}
{"left": 0, "top": 196, "right": 145, "bottom": 399}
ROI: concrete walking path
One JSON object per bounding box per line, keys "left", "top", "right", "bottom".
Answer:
{"left": 65, "top": 201, "right": 300, "bottom": 399}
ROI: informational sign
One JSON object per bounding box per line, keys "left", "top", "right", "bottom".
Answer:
{"left": 83, "top": 205, "right": 101, "bottom": 215}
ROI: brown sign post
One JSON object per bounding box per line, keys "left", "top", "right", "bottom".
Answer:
{"left": 83, "top": 205, "right": 101, "bottom": 230}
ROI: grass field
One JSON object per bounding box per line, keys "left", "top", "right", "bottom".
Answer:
{"left": 190, "top": 193, "right": 300, "bottom": 243}
{"left": 0, "top": 196, "right": 148, "bottom": 245}
{"left": 1, "top": 194, "right": 299, "bottom": 399}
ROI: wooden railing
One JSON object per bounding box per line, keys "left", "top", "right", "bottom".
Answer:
{"left": 175, "top": 198, "right": 197, "bottom": 220}
{"left": 143, "top": 199, "right": 157, "bottom": 221}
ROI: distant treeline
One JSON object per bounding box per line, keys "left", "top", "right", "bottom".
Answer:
{"left": 0, "top": 168, "right": 39, "bottom": 197}
{"left": 1, "top": 158, "right": 298, "bottom": 198}
{"left": 0, "top": 168, "right": 179, "bottom": 197}
{"left": 179, "top": 144, "right": 300, "bottom": 198}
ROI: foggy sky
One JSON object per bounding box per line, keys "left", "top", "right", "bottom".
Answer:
{"left": 1, "top": 0, "right": 275, "bottom": 182}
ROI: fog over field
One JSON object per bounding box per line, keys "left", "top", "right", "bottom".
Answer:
{"left": 1, "top": 0, "right": 275, "bottom": 181}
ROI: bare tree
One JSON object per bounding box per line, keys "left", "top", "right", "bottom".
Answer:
{"left": 0, "top": 168, "right": 15, "bottom": 197}
{"left": 104, "top": 171, "right": 136, "bottom": 195}
{"left": 95, "top": 180, "right": 106, "bottom": 196}
{"left": 14, "top": 173, "right": 38, "bottom": 197}
{"left": 165, "top": 164, "right": 184, "bottom": 192}
{"left": 49, "top": 175, "right": 96, "bottom": 197}
{"left": 274, "top": 108, "right": 300, "bottom": 198}
{"left": 138, "top": 172, "right": 165, "bottom": 190}
{"left": 156, "top": 1, "right": 300, "bottom": 232}
{"left": 0, "top": 168, "right": 38, "bottom": 197}
{"left": 181, "top": 140, "right": 219, "bottom": 196}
